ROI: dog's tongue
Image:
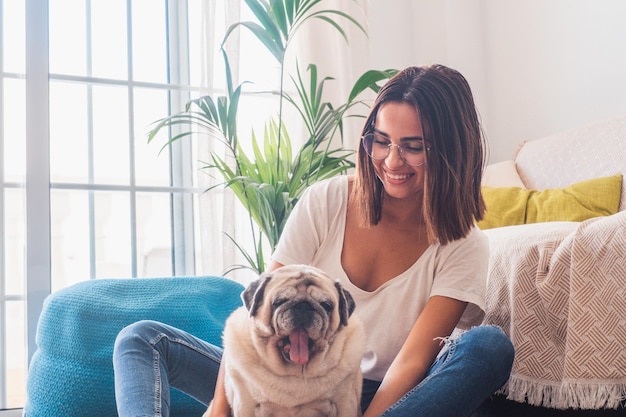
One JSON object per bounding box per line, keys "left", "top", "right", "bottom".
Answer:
{"left": 289, "top": 328, "right": 310, "bottom": 364}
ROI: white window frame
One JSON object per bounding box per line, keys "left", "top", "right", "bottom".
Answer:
{"left": 1, "top": 0, "right": 206, "bottom": 411}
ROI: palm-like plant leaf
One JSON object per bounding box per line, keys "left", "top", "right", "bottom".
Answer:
{"left": 348, "top": 69, "right": 400, "bottom": 102}
{"left": 227, "top": 0, "right": 365, "bottom": 64}
{"left": 201, "top": 117, "right": 352, "bottom": 253}
{"left": 222, "top": 232, "right": 266, "bottom": 275}
{"left": 148, "top": 50, "right": 246, "bottom": 153}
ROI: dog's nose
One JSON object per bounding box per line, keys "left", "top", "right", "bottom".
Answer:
{"left": 292, "top": 302, "right": 314, "bottom": 326}
{"left": 293, "top": 301, "right": 313, "bottom": 313}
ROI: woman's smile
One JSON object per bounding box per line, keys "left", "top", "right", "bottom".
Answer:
{"left": 382, "top": 170, "right": 415, "bottom": 183}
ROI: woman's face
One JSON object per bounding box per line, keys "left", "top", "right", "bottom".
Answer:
{"left": 370, "top": 101, "right": 427, "bottom": 200}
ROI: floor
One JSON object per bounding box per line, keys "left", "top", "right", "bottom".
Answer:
{"left": 475, "top": 395, "right": 626, "bottom": 416}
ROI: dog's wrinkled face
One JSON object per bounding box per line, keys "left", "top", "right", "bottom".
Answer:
{"left": 242, "top": 265, "right": 356, "bottom": 365}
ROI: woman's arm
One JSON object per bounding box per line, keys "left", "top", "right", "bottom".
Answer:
{"left": 207, "top": 361, "right": 231, "bottom": 417}
{"left": 362, "top": 296, "right": 467, "bottom": 417}
{"left": 268, "top": 260, "right": 285, "bottom": 271}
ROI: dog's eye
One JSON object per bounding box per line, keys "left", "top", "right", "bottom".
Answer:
{"left": 272, "top": 298, "right": 288, "bottom": 308}
{"left": 320, "top": 301, "right": 334, "bottom": 312}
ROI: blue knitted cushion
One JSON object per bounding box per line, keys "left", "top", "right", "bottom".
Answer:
{"left": 25, "top": 276, "right": 244, "bottom": 417}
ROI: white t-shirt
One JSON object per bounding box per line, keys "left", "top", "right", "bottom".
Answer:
{"left": 271, "top": 176, "right": 489, "bottom": 381}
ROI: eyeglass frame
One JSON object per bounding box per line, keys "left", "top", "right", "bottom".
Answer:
{"left": 361, "top": 132, "right": 431, "bottom": 167}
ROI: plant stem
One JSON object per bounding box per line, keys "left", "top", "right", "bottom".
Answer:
{"left": 276, "top": 54, "right": 286, "bottom": 176}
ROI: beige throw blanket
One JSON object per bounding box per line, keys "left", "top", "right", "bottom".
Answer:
{"left": 483, "top": 212, "right": 626, "bottom": 410}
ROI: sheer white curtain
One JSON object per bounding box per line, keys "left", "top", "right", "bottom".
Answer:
{"left": 294, "top": 0, "right": 372, "bottom": 151}
{"left": 195, "top": 0, "right": 370, "bottom": 284}
{"left": 195, "top": 0, "right": 244, "bottom": 282}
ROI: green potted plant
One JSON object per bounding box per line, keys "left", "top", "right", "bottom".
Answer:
{"left": 149, "top": 0, "right": 396, "bottom": 274}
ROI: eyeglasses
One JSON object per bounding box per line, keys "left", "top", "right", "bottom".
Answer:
{"left": 361, "top": 133, "right": 430, "bottom": 167}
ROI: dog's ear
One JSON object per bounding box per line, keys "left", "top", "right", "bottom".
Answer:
{"left": 335, "top": 281, "right": 356, "bottom": 327}
{"left": 242, "top": 274, "right": 272, "bottom": 317}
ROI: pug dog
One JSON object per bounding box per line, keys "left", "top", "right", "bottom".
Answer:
{"left": 204, "top": 264, "right": 365, "bottom": 417}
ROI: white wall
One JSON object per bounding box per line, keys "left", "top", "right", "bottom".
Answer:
{"left": 367, "top": 0, "right": 626, "bottom": 163}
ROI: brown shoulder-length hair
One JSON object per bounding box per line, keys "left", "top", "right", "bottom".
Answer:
{"left": 351, "top": 65, "right": 486, "bottom": 245}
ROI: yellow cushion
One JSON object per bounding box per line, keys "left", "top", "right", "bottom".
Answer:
{"left": 478, "top": 174, "right": 623, "bottom": 230}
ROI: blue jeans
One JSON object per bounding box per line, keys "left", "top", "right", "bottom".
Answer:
{"left": 113, "top": 320, "right": 222, "bottom": 416}
{"left": 113, "top": 322, "right": 514, "bottom": 417}
{"left": 362, "top": 325, "right": 515, "bottom": 416}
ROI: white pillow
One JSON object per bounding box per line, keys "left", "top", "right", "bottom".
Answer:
{"left": 482, "top": 160, "right": 526, "bottom": 189}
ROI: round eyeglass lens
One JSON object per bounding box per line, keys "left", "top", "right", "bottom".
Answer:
{"left": 362, "top": 133, "right": 427, "bottom": 167}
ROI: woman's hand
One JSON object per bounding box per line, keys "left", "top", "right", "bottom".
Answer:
{"left": 205, "top": 358, "right": 232, "bottom": 417}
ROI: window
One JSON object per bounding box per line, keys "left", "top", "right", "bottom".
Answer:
{"left": 0, "top": 0, "right": 360, "bottom": 409}
{"left": 0, "top": 0, "right": 273, "bottom": 410}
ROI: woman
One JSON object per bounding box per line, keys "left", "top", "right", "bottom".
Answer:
{"left": 114, "top": 65, "right": 515, "bottom": 417}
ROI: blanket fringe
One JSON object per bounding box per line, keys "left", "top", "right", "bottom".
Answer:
{"left": 500, "top": 377, "right": 626, "bottom": 410}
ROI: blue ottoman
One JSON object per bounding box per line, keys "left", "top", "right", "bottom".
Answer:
{"left": 25, "top": 276, "right": 244, "bottom": 417}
